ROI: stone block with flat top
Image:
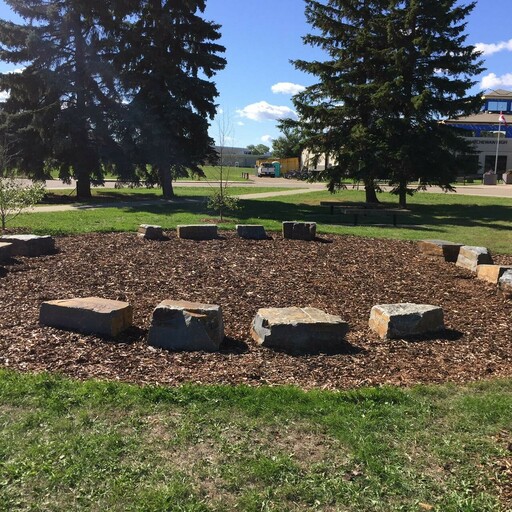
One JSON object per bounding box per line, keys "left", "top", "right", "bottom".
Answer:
{"left": 369, "top": 303, "right": 444, "bottom": 339}
{"left": 251, "top": 307, "right": 349, "bottom": 353}
{"left": 456, "top": 246, "right": 493, "bottom": 272}
{"left": 0, "top": 234, "right": 55, "bottom": 257}
{"left": 138, "top": 224, "right": 163, "bottom": 240}
{"left": 236, "top": 224, "right": 267, "bottom": 240}
{"left": 499, "top": 270, "right": 512, "bottom": 299}
{"left": 476, "top": 264, "right": 512, "bottom": 284}
{"left": 40, "top": 297, "right": 133, "bottom": 337}
{"left": 147, "top": 300, "right": 224, "bottom": 352}
{"left": 177, "top": 224, "right": 218, "bottom": 240}
{"left": 282, "top": 221, "right": 316, "bottom": 241}
{"left": 418, "top": 240, "right": 463, "bottom": 262}
{"left": 0, "top": 242, "right": 12, "bottom": 262}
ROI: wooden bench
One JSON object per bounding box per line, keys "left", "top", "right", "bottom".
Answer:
{"left": 320, "top": 202, "right": 411, "bottom": 226}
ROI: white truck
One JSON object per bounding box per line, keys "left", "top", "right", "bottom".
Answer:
{"left": 257, "top": 162, "right": 275, "bottom": 177}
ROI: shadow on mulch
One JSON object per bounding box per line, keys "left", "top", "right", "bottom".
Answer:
{"left": 268, "top": 340, "right": 363, "bottom": 357}
{"left": 396, "top": 328, "right": 464, "bottom": 343}
{"left": 220, "top": 337, "right": 249, "bottom": 354}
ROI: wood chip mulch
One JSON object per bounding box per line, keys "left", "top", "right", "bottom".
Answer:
{"left": 0, "top": 231, "right": 511, "bottom": 390}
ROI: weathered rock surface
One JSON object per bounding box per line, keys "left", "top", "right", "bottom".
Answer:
{"left": 498, "top": 270, "right": 512, "bottom": 299}
{"left": 418, "top": 239, "right": 463, "bottom": 262}
{"left": 0, "top": 242, "right": 12, "bottom": 262}
{"left": 138, "top": 224, "right": 163, "bottom": 240}
{"left": 40, "top": 297, "right": 133, "bottom": 337}
{"left": 476, "top": 264, "right": 512, "bottom": 284}
{"left": 147, "top": 300, "right": 223, "bottom": 352}
{"left": 251, "top": 307, "right": 349, "bottom": 354}
{"left": 0, "top": 234, "right": 55, "bottom": 257}
{"left": 456, "top": 246, "right": 493, "bottom": 272}
{"left": 177, "top": 224, "right": 218, "bottom": 240}
{"left": 282, "top": 221, "right": 316, "bottom": 241}
{"left": 236, "top": 224, "right": 267, "bottom": 240}
{"left": 369, "top": 303, "right": 444, "bottom": 339}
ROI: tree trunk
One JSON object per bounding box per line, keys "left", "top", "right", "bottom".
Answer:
{"left": 398, "top": 178, "right": 407, "bottom": 208}
{"left": 76, "top": 170, "right": 92, "bottom": 199}
{"left": 159, "top": 166, "right": 174, "bottom": 199}
{"left": 364, "top": 180, "right": 380, "bottom": 204}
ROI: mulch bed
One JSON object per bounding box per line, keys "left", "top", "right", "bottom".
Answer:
{"left": 0, "top": 231, "right": 511, "bottom": 390}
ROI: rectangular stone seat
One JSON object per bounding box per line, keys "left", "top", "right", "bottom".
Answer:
{"left": 236, "top": 224, "right": 267, "bottom": 240}
{"left": 369, "top": 303, "right": 444, "bottom": 339}
{"left": 0, "top": 234, "right": 55, "bottom": 257}
{"left": 138, "top": 224, "right": 163, "bottom": 240}
{"left": 0, "top": 242, "right": 12, "bottom": 262}
{"left": 177, "top": 224, "right": 218, "bottom": 240}
{"left": 476, "top": 264, "right": 512, "bottom": 284}
{"left": 418, "top": 240, "right": 463, "bottom": 262}
{"left": 147, "top": 300, "right": 223, "bottom": 352}
{"left": 251, "top": 307, "right": 349, "bottom": 354}
{"left": 282, "top": 221, "right": 316, "bottom": 241}
{"left": 40, "top": 297, "right": 133, "bottom": 337}
{"left": 456, "top": 246, "right": 493, "bottom": 272}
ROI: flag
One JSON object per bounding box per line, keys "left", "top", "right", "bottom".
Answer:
{"left": 499, "top": 112, "right": 507, "bottom": 126}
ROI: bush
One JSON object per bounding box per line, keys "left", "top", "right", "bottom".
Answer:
{"left": 207, "top": 191, "right": 240, "bottom": 220}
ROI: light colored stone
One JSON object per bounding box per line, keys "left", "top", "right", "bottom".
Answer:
{"left": 282, "top": 221, "right": 317, "bottom": 241}
{"left": 177, "top": 224, "right": 218, "bottom": 240}
{"left": 0, "top": 234, "right": 55, "bottom": 257}
{"left": 147, "top": 300, "right": 223, "bottom": 352}
{"left": 0, "top": 242, "right": 12, "bottom": 262}
{"left": 236, "top": 224, "right": 267, "bottom": 240}
{"left": 418, "top": 239, "right": 463, "bottom": 262}
{"left": 369, "top": 303, "right": 444, "bottom": 339}
{"left": 251, "top": 307, "right": 349, "bottom": 353}
{"left": 40, "top": 297, "right": 133, "bottom": 337}
{"left": 476, "top": 264, "right": 512, "bottom": 284}
{"left": 498, "top": 270, "right": 512, "bottom": 299}
{"left": 138, "top": 224, "right": 163, "bottom": 240}
{"left": 455, "top": 246, "right": 493, "bottom": 272}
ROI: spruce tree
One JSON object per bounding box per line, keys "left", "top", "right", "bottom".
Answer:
{"left": 116, "top": 0, "right": 226, "bottom": 199}
{"left": 292, "top": 0, "right": 483, "bottom": 206}
{"left": 0, "top": 1, "right": 130, "bottom": 199}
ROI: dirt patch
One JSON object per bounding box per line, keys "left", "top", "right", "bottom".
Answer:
{"left": 0, "top": 231, "right": 511, "bottom": 390}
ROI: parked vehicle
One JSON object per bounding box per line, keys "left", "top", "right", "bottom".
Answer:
{"left": 257, "top": 162, "right": 275, "bottom": 177}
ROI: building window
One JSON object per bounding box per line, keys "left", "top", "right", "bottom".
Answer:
{"left": 487, "top": 100, "right": 508, "bottom": 112}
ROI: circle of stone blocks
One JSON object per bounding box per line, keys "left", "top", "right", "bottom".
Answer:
{"left": 147, "top": 300, "right": 224, "bottom": 352}
{"left": 0, "top": 242, "right": 12, "bottom": 262}
{"left": 455, "top": 246, "right": 493, "bottom": 272}
{"left": 282, "top": 221, "right": 317, "bottom": 241}
{"left": 0, "top": 234, "right": 55, "bottom": 257}
{"left": 417, "top": 240, "right": 463, "bottom": 263}
{"left": 499, "top": 270, "right": 512, "bottom": 299}
{"left": 39, "top": 297, "right": 133, "bottom": 337}
{"left": 476, "top": 264, "right": 512, "bottom": 284}
{"left": 177, "top": 224, "right": 218, "bottom": 240}
{"left": 369, "top": 303, "right": 444, "bottom": 340}
{"left": 236, "top": 224, "right": 267, "bottom": 240}
{"left": 138, "top": 224, "right": 163, "bottom": 240}
{"left": 251, "top": 307, "right": 349, "bottom": 354}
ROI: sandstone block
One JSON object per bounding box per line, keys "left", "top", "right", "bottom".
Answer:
{"left": 0, "top": 242, "right": 12, "bottom": 262}
{"left": 499, "top": 270, "right": 512, "bottom": 299}
{"left": 40, "top": 297, "right": 133, "bottom": 337}
{"left": 456, "top": 246, "right": 493, "bottom": 272}
{"left": 418, "top": 239, "right": 463, "bottom": 262}
{"left": 177, "top": 224, "right": 217, "bottom": 240}
{"left": 476, "top": 264, "right": 512, "bottom": 284}
{"left": 147, "top": 300, "right": 223, "bottom": 352}
{"left": 236, "top": 224, "right": 267, "bottom": 240}
{"left": 251, "top": 307, "right": 349, "bottom": 354}
{"left": 138, "top": 224, "right": 163, "bottom": 240}
{"left": 282, "top": 221, "right": 316, "bottom": 241}
{"left": 0, "top": 234, "right": 55, "bottom": 257}
{"left": 369, "top": 303, "right": 444, "bottom": 339}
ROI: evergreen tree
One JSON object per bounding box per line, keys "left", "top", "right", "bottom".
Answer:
{"left": 116, "top": 0, "right": 226, "bottom": 199}
{"left": 0, "top": 1, "right": 131, "bottom": 199}
{"left": 272, "top": 125, "right": 303, "bottom": 159}
{"left": 292, "top": 0, "right": 483, "bottom": 206}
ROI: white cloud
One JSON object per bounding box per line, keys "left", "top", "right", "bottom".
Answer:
{"left": 271, "top": 82, "right": 306, "bottom": 95}
{"left": 480, "top": 72, "right": 512, "bottom": 90}
{"left": 261, "top": 135, "right": 273, "bottom": 145}
{"left": 237, "top": 121, "right": 245, "bottom": 126}
{"left": 236, "top": 101, "right": 297, "bottom": 122}
{"left": 475, "top": 39, "right": 512, "bottom": 56}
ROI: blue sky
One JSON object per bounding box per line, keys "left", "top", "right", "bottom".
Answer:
{"left": 0, "top": 0, "right": 511, "bottom": 149}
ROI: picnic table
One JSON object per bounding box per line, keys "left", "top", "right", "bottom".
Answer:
{"left": 320, "top": 201, "right": 411, "bottom": 226}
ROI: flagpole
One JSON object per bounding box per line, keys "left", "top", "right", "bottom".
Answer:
{"left": 494, "top": 119, "right": 502, "bottom": 175}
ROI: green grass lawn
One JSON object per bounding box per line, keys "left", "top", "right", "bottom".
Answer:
{"left": 13, "top": 188, "right": 512, "bottom": 253}
{"left": 0, "top": 370, "right": 510, "bottom": 511}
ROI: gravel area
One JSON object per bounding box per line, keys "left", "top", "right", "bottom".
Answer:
{"left": 1, "top": 231, "right": 511, "bottom": 390}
